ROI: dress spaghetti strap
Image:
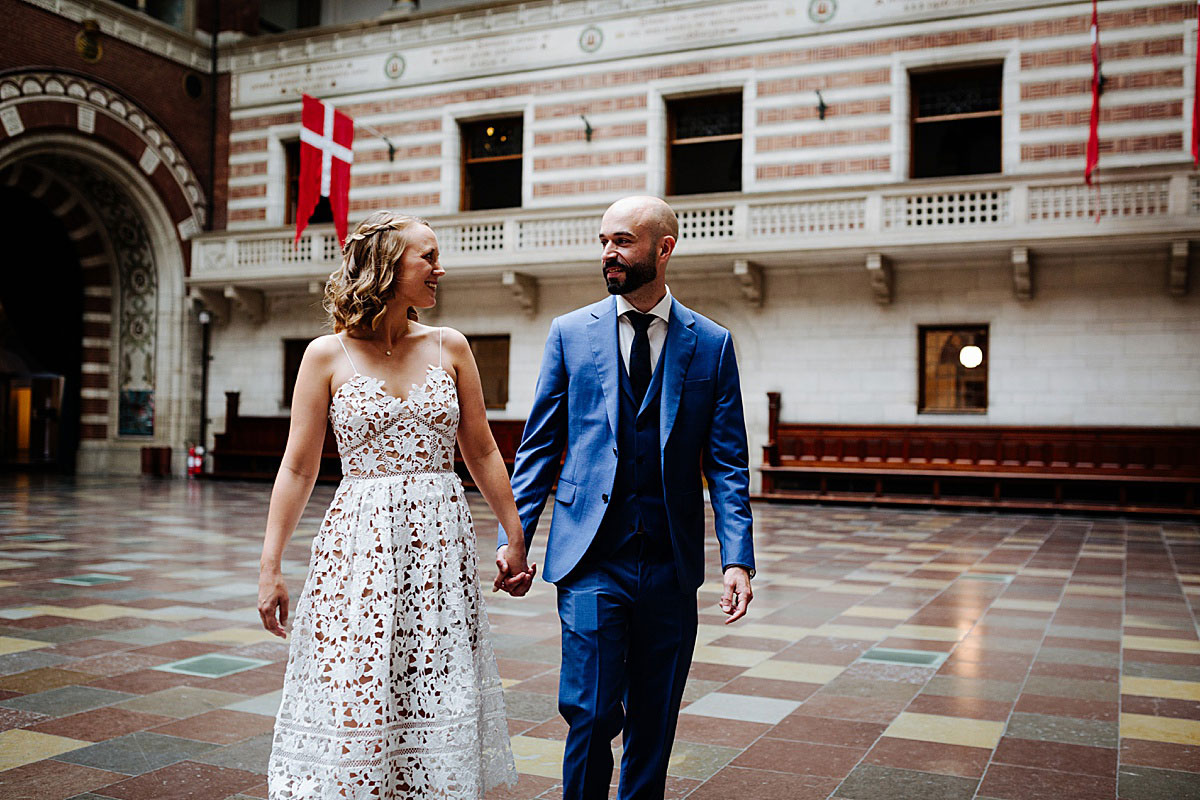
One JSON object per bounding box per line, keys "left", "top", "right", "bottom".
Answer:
{"left": 336, "top": 334, "right": 359, "bottom": 375}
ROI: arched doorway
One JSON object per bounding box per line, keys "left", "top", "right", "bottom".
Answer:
{"left": 0, "top": 71, "right": 207, "bottom": 475}
{"left": 0, "top": 183, "right": 83, "bottom": 470}
{"left": 0, "top": 149, "right": 187, "bottom": 475}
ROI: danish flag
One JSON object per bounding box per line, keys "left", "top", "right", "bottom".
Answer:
{"left": 1193, "top": 0, "right": 1200, "bottom": 165}
{"left": 296, "top": 94, "right": 354, "bottom": 247}
{"left": 1084, "top": 0, "right": 1100, "bottom": 185}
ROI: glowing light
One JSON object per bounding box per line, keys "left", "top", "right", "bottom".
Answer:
{"left": 486, "top": 127, "right": 495, "bottom": 136}
{"left": 959, "top": 345, "right": 983, "bottom": 369}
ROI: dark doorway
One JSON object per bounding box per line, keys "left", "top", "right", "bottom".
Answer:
{"left": 0, "top": 187, "right": 84, "bottom": 471}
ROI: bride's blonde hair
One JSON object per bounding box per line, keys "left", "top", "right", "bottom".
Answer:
{"left": 324, "top": 211, "right": 430, "bottom": 333}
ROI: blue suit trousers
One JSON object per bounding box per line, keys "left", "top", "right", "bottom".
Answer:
{"left": 555, "top": 537, "right": 698, "bottom": 800}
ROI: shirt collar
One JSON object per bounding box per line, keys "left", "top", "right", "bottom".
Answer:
{"left": 616, "top": 286, "right": 672, "bottom": 323}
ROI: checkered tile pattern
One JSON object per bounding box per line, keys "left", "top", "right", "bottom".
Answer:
{"left": 0, "top": 477, "right": 1196, "bottom": 799}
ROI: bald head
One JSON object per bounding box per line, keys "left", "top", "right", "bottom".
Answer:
{"left": 603, "top": 196, "right": 679, "bottom": 241}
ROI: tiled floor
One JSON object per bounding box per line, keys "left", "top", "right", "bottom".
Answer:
{"left": 0, "top": 475, "right": 1197, "bottom": 799}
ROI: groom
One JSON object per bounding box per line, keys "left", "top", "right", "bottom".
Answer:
{"left": 496, "top": 196, "right": 755, "bottom": 799}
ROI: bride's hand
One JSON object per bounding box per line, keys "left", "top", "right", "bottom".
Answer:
{"left": 494, "top": 545, "right": 536, "bottom": 597}
{"left": 258, "top": 567, "right": 290, "bottom": 638}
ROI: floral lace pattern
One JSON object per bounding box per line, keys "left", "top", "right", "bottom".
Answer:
{"left": 269, "top": 364, "right": 518, "bottom": 799}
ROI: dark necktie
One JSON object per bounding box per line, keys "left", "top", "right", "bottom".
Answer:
{"left": 627, "top": 311, "right": 653, "bottom": 406}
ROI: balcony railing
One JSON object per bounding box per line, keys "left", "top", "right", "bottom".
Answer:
{"left": 191, "top": 171, "right": 1196, "bottom": 285}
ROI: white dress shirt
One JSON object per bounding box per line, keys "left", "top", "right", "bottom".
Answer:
{"left": 615, "top": 287, "right": 672, "bottom": 376}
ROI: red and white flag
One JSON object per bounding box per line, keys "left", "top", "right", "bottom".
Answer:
{"left": 1193, "top": 0, "right": 1200, "bottom": 165}
{"left": 296, "top": 94, "right": 354, "bottom": 247}
{"left": 1085, "top": 0, "right": 1101, "bottom": 184}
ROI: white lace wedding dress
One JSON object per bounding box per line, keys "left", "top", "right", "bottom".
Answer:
{"left": 268, "top": 333, "right": 517, "bottom": 799}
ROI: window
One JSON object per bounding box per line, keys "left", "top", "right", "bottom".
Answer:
{"left": 919, "top": 325, "right": 988, "bottom": 413}
{"left": 284, "top": 140, "right": 333, "bottom": 226}
{"left": 468, "top": 335, "right": 510, "bottom": 410}
{"left": 910, "top": 65, "right": 1002, "bottom": 179}
{"left": 282, "top": 338, "right": 313, "bottom": 407}
{"left": 667, "top": 93, "right": 742, "bottom": 195}
{"left": 460, "top": 117, "right": 523, "bottom": 211}
{"left": 259, "top": 0, "right": 322, "bottom": 33}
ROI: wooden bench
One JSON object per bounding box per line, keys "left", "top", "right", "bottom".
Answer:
{"left": 208, "top": 391, "right": 529, "bottom": 487}
{"left": 759, "top": 392, "right": 1200, "bottom": 516}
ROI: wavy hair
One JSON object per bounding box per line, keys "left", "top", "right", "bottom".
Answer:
{"left": 323, "top": 211, "right": 430, "bottom": 333}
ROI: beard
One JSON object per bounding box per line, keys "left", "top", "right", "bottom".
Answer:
{"left": 603, "top": 253, "right": 656, "bottom": 295}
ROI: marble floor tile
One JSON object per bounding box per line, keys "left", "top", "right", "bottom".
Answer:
{"left": 834, "top": 763, "right": 979, "bottom": 800}
{"left": 51, "top": 731, "right": 219, "bottom": 776}
{"left": 1120, "top": 712, "right": 1200, "bottom": 746}
{"left": 0, "top": 686, "right": 133, "bottom": 718}
{"left": 881, "top": 711, "right": 1004, "bottom": 749}
{"left": 0, "top": 729, "right": 91, "bottom": 771}
{"left": 678, "top": 692, "right": 800, "bottom": 725}
{"left": 0, "top": 760, "right": 124, "bottom": 800}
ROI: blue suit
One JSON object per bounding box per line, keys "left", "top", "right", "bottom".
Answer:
{"left": 501, "top": 295, "right": 754, "bottom": 799}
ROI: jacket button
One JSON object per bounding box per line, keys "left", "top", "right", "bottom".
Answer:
{"left": 602, "top": 493, "right": 609, "bottom": 503}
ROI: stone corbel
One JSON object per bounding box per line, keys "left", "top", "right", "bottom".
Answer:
{"left": 188, "top": 287, "right": 229, "bottom": 324}
{"left": 1169, "top": 240, "right": 1189, "bottom": 297}
{"left": 866, "top": 253, "right": 892, "bottom": 305}
{"left": 1011, "top": 246, "right": 1033, "bottom": 301}
{"left": 502, "top": 271, "right": 538, "bottom": 318}
{"left": 224, "top": 285, "right": 265, "bottom": 324}
{"left": 733, "top": 259, "right": 763, "bottom": 308}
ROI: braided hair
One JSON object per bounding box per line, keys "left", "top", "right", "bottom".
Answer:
{"left": 324, "top": 211, "right": 430, "bottom": 332}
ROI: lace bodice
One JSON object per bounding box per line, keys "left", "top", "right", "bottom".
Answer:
{"left": 330, "top": 365, "right": 459, "bottom": 478}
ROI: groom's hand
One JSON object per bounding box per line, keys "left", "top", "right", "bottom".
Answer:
{"left": 494, "top": 545, "right": 536, "bottom": 597}
{"left": 719, "top": 566, "right": 753, "bottom": 624}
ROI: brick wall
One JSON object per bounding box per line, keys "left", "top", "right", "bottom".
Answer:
{"left": 220, "top": 1, "right": 1196, "bottom": 226}
{"left": 3, "top": 2, "right": 224, "bottom": 226}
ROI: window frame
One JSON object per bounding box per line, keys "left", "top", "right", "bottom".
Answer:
{"left": 908, "top": 62, "right": 1004, "bottom": 180}
{"left": 466, "top": 334, "right": 510, "bottom": 411}
{"left": 282, "top": 139, "right": 333, "bottom": 227}
{"left": 917, "top": 323, "right": 989, "bottom": 415}
{"left": 281, "top": 337, "right": 314, "bottom": 409}
{"left": 459, "top": 116, "right": 524, "bottom": 212}
{"left": 665, "top": 91, "right": 744, "bottom": 196}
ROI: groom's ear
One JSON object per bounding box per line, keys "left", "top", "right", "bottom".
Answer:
{"left": 658, "top": 235, "right": 676, "bottom": 262}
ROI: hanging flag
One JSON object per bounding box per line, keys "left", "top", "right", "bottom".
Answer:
{"left": 1193, "top": 0, "right": 1200, "bottom": 166}
{"left": 296, "top": 94, "right": 354, "bottom": 247}
{"left": 1085, "top": 0, "right": 1101, "bottom": 184}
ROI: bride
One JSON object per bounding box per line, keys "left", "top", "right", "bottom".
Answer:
{"left": 256, "top": 211, "right": 533, "bottom": 799}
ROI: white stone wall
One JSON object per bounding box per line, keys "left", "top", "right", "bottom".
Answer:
{"left": 205, "top": 254, "right": 1200, "bottom": 489}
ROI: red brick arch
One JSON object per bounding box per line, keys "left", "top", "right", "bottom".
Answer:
{"left": 0, "top": 70, "right": 207, "bottom": 260}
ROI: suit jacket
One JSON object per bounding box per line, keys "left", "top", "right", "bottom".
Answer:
{"left": 500, "top": 295, "right": 754, "bottom": 590}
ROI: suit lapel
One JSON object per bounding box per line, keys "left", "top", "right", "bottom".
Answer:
{"left": 659, "top": 298, "right": 697, "bottom": 448}
{"left": 586, "top": 297, "right": 620, "bottom": 438}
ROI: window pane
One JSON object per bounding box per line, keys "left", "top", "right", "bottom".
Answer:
{"left": 465, "top": 160, "right": 523, "bottom": 211}
{"left": 284, "top": 141, "right": 333, "bottom": 225}
{"left": 912, "top": 66, "right": 1002, "bottom": 119}
{"left": 912, "top": 117, "right": 1002, "bottom": 178}
{"left": 670, "top": 95, "right": 742, "bottom": 140}
{"left": 468, "top": 335, "right": 510, "bottom": 410}
{"left": 670, "top": 140, "right": 742, "bottom": 195}
{"left": 920, "top": 326, "right": 987, "bottom": 413}
{"left": 283, "top": 338, "right": 312, "bottom": 407}
{"left": 463, "top": 119, "right": 523, "bottom": 160}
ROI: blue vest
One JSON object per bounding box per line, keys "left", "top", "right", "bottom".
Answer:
{"left": 592, "top": 351, "right": 670, "bottom": 558}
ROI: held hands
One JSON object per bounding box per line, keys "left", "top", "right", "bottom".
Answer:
{"left": 719, "top": 566, "right": 753, "bottom": 624}
{"left": 493, "top": 544, "right": 537, "bottom": 597}
{"left": 258, "top": 567, "right": 290, "bottom": 638}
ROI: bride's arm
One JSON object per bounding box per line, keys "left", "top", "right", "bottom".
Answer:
{"left": 446, "top": 328, "right": 536, "bottom": 595}
{"left": 258, "top": 337, "right": 337, "bottom": 637}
